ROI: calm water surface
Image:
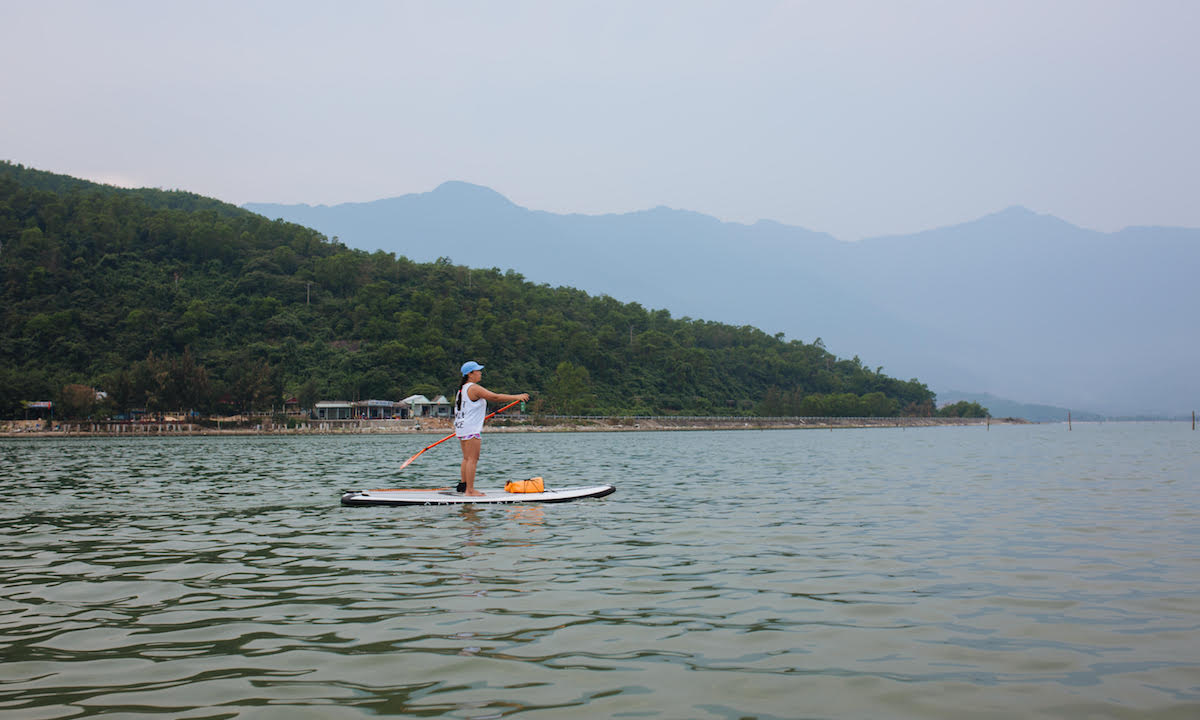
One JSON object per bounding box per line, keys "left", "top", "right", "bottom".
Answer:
{"left": 1, "top": 424, "right": 1198, "bottom": 719}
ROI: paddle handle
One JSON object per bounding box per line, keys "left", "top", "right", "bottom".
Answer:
{"left": 486, "top": 398, "right": 524, "bottom": 421}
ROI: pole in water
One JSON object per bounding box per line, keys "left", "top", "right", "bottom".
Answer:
{"left": 1068, "top": 410, "right": 1072, "bottom": 431}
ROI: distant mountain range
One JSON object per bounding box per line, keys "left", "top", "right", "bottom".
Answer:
{"left": 246, "top": 184, "right": 1200, "bottom": 418}
{"left": 935, "top": 391, "right": 1104, "bottom": 423}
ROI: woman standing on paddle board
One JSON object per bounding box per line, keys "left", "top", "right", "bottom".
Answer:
{"left": 454, "top": 361, "right": 529, "bottom": 496}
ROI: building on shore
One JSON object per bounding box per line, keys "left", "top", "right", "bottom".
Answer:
{"left": 313, "top": 401, "right": 352, "bottom": 420}
{"left": 22, "top": 401, "right": 53, "bottom": 421}
{"left": 402, "top": 394, "right": 451, "bottom": 418}
{"left": 353, "top": 399, "right": 406, "bottom": 419}
{"left": 312, "top": 399, "right": 412, "bottom": 420}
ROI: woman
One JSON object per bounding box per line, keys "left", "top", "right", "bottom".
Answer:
{"left": 454, "top": 361, "right": 529, "bottom": 496}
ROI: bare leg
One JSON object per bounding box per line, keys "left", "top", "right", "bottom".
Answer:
{"left": 459, "top": 437, "right": 484, "bottom": 495}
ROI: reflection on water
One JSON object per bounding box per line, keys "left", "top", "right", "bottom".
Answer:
{"left": 1, "top": 424, "right": 1199, "bottom": 718}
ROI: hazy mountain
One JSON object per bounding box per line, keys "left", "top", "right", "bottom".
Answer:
{"left": 936, "top": 391, "right": 1104, "bottom": 423}
{"left": 246, "top": 185, "right": 1200, "bottom": 417}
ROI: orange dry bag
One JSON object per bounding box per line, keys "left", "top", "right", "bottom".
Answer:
{"left": 504, "top": 477, "right": 545, "bottom": 493}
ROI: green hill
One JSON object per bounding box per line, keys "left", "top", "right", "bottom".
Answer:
{"left": 0, "top": 161, "right": 936, "bottom": 419}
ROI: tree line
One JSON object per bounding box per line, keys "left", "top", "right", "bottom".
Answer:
{"left": 1, "top": 161, "right": 954, "bottom": 420}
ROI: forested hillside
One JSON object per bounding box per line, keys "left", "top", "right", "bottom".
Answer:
{"left": 0, "top": 162, "right": 937, "bottom": 419}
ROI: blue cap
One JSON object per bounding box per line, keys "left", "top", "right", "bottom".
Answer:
{"left": 460, "top": 360, "right": 485, "bottom": 375}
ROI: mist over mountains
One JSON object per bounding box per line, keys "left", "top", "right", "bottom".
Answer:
{"left": 246, "top": 184, "right": 1200, "bottom": 417}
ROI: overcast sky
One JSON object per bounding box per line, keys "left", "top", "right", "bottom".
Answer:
{"left": 3, "top": 0, "right": 1196, "bottom": 240}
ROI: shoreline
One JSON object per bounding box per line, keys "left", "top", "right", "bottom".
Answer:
{"left": 1, "top": 416, "right": 1025, "bottom": 438}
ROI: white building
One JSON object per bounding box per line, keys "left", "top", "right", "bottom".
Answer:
{"left": 402, "top": 394, "right": 452, "bottom": 418}
{"left": 313, "top": 401, "right": 352, "bottom": 420}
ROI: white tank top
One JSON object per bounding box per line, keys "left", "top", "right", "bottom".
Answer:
{"left": 454, "top": 382, "right": 486, "bottom": 437}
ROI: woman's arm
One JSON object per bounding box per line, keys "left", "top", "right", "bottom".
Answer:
{"left": 468, "top": 385, "right": 530, "bottom": 403}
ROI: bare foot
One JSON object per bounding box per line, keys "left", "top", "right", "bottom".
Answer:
{"left": 465, "top": 490, "right": 486, "bottom": 497}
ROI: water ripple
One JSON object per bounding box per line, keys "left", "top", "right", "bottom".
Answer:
{"left": 2, "top": 426, "right": 1199, "bottom": 718}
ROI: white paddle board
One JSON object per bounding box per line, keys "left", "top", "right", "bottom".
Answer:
{"left": 341, "top": 484, "right": 615, "bottom": 507}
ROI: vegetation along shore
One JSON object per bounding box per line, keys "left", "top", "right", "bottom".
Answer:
{"left": 1, "top": 415, "right": 1024, "bottom": 438}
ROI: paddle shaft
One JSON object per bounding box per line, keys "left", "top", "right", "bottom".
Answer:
{"left": 398, "top": 398, "right": 522, "bottom": 470}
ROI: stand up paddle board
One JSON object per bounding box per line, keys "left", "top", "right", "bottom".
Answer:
{"left": 341, "top": 484, "right": 615, "bottom": 507}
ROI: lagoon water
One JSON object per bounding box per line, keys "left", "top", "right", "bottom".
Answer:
{"left": 1, "top": 424, "right": 1198, "bottom": 719}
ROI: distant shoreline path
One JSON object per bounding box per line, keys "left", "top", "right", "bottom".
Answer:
{"left": 1, "top": 416, "right": 1024, "bottom": 438}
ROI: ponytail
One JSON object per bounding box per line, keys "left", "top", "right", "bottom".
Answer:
{"left": 455, "top": 374, "right": 469, "bottom": 411}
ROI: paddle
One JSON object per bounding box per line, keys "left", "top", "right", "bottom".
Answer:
{"left": 397, "top": 398, "right": 523, "bottom": 471}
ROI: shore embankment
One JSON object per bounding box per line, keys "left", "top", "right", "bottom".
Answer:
{"left": 0, "top": 415, "right": 1024, "bottom": 438}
